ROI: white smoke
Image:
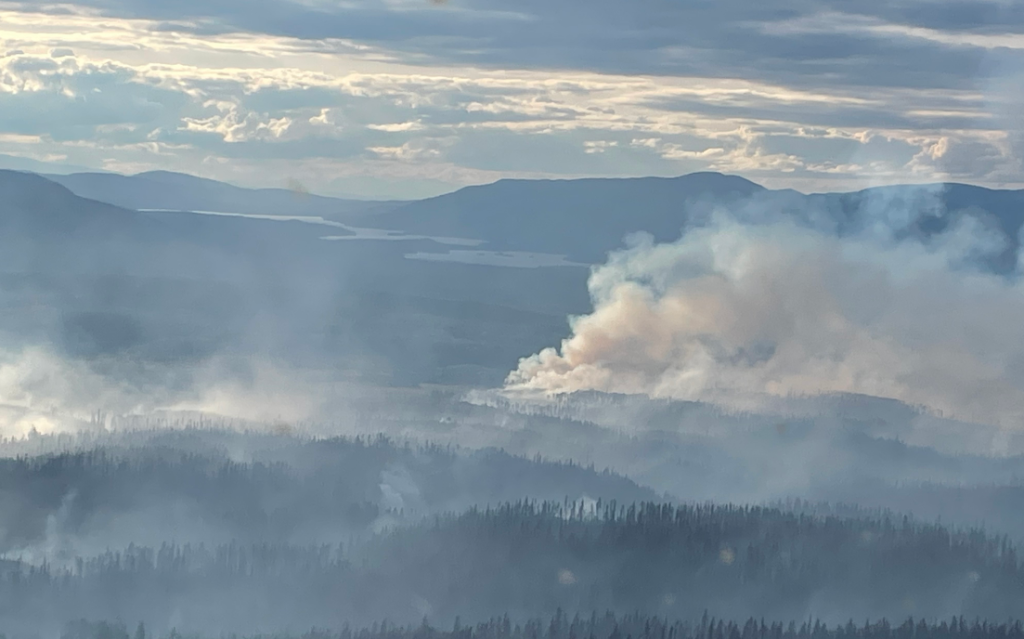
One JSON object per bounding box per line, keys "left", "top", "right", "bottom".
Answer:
{"left": 0, "top": 347, "right": 143, "bottom": 437}
{"left": 0, "top": 346, "right": 349, "bottom": 437}
{"left": 506, "top": 210, "right": 1024, "bottom": 427}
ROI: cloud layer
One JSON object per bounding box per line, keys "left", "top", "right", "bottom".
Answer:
{"left": 506, "top": 204, "right": 1024, "bottom": 427}
{"left": 0, "top": 2, "right": 1021, "bottom": 196}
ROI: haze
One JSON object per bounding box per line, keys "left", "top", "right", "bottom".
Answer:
{"left": 3, "top": 2, "right": 1024, "bottom": 639}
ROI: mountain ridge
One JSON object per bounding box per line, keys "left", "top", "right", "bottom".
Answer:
{"left": 362, "top": 172, "right": 1024, "bottom": 263}
{"left": 44, "top": 170, "right": 397, "bottom": 220}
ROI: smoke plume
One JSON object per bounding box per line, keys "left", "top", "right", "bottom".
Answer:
{"left": 506, "top": 210, "right": 1024, "bottom": 427}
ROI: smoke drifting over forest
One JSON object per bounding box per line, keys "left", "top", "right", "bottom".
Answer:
{"left": 6, "top": 0, "right": 1024, "bottom": 629}
{"left": 6, "top": 170, "right": 1024, "bottom": 639}
{"left": 508, "top": 208, "right": 1024, "bottom": 428}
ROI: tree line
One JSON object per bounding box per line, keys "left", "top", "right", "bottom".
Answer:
{"left": 50, "top": 611, "right": 1024, "bottom": 639}
{"left": 3, "top": 501, "right": 1024, "bottom": 634}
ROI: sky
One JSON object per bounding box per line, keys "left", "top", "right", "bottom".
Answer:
{"left": 0, "top": 1, "right": 1022, "bottom": 199}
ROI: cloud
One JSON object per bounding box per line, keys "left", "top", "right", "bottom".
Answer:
{"left": 506, "top": 201, "right": 1024, "bottom": 427}
{"left": 180, "top": 101, "right": 294, "bottom": 142}
{"left": 367, "top": 137, "right": 451, "bottom": 162}
{"left": 583, "top": 140, "right": 617, "bottom": 154}
{"left": 11, "top": 0, "right": 1017, "bottom": 92}
{"left": 0, "top": 3, "right": 1022, "bottom": 195}
{"left": 760, "top": 12, "right": 1024, "bottom": 53}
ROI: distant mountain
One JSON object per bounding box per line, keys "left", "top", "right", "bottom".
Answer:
{"left": 31, "top": 169, "right": 1024, "bottom": 268}
{"left": 362, "top": 173, "right": 771, "bottom": 262}
{"left": 817, "top": 183, "right": 1024, "bottom": 272}
{"left": 364, "top": 173, "right": 1024, "bottom": 266}
{"left": 0, "top": 169, "right": 353, "bottom": 269}
{"left": 46, "top": 170, "right": 398, "bottom": 220}
{"left": 0, "top": 153, "right": 96, "bottom": 175}
{"left": 7, "top": 168, "right": 1024, "bottom": 389}
{"left": 0, "top": 170, "right": 587, "bottom": 387}
{"left": 0, "top": 170, "right": 145, "bottom": 250}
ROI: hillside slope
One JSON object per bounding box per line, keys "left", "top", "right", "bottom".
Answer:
{"left": 46, "top": 171, "right": 395, "bottom": 220}
{"left": 366, "top": 173, "right": 1024, "bottom": 266}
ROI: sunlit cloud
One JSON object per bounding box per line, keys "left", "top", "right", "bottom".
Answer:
{"left": 0, "top": 3, "right": 1020, "bottom": 196}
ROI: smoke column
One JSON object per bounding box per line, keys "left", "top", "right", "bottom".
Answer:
{"left": 507, "top": 211, "right": 1024, "bottom": 427}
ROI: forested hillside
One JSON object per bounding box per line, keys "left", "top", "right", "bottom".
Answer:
{"left": 0, "top": 431, "right": 654, "bottom": 558}
{"left": 3, "top": 502, "right": 1022, "bottom": 635}
{"left": 55, "top": 613, "right": 1024, "bottom": 639}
